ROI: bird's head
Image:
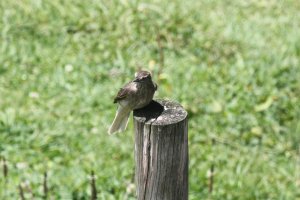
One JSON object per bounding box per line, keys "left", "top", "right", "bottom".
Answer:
{"left": 133, "top": 70, "right": 152, "bottom": 82}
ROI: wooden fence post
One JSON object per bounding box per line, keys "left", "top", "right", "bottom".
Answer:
{"left": 133, "top": 100, "right": 188, "bottom": 200}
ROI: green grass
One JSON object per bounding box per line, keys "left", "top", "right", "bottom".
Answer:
{"left": 1, "top": 0, "right": 300, "bottom": 199}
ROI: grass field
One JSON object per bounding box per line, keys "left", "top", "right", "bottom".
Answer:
{"left": 1, "top": 0, "right": 300, "bottom": 199}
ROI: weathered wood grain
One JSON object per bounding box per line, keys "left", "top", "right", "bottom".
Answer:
{"left": 133, "top": 100, "right": 188, "bottom": 200}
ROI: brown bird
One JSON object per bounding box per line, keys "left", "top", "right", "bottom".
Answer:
{"left": 108, "top": 70, "right": 157, "bottom": 134}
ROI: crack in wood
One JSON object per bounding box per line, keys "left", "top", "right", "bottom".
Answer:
{"left": 142, "top": 123, "right": 151, "bottom": 200}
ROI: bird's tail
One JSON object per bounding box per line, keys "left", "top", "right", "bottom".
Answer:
{"left": 108, "top": 106, "right": 131, "bottom": 134}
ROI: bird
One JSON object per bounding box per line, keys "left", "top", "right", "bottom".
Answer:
{"left": 108, "top": 70, "right": 157, "bottom": 134}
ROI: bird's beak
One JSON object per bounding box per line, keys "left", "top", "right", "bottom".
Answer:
{"left": 133, "top": 78, "right": 140, "bottom": 82}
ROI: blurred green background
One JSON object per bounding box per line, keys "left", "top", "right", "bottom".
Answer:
{"left": 0, "top": 0, "right": 300, "bottom": 199}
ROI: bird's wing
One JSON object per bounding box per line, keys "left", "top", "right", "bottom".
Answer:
{"left": 114, "top": 88, "right": 128, "bottom": 103}
{"left": 113, "top": 82, "right": 135, "bottom": 103}
{"left": 154, "top": 82, "right": 158, "bottom": 91}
